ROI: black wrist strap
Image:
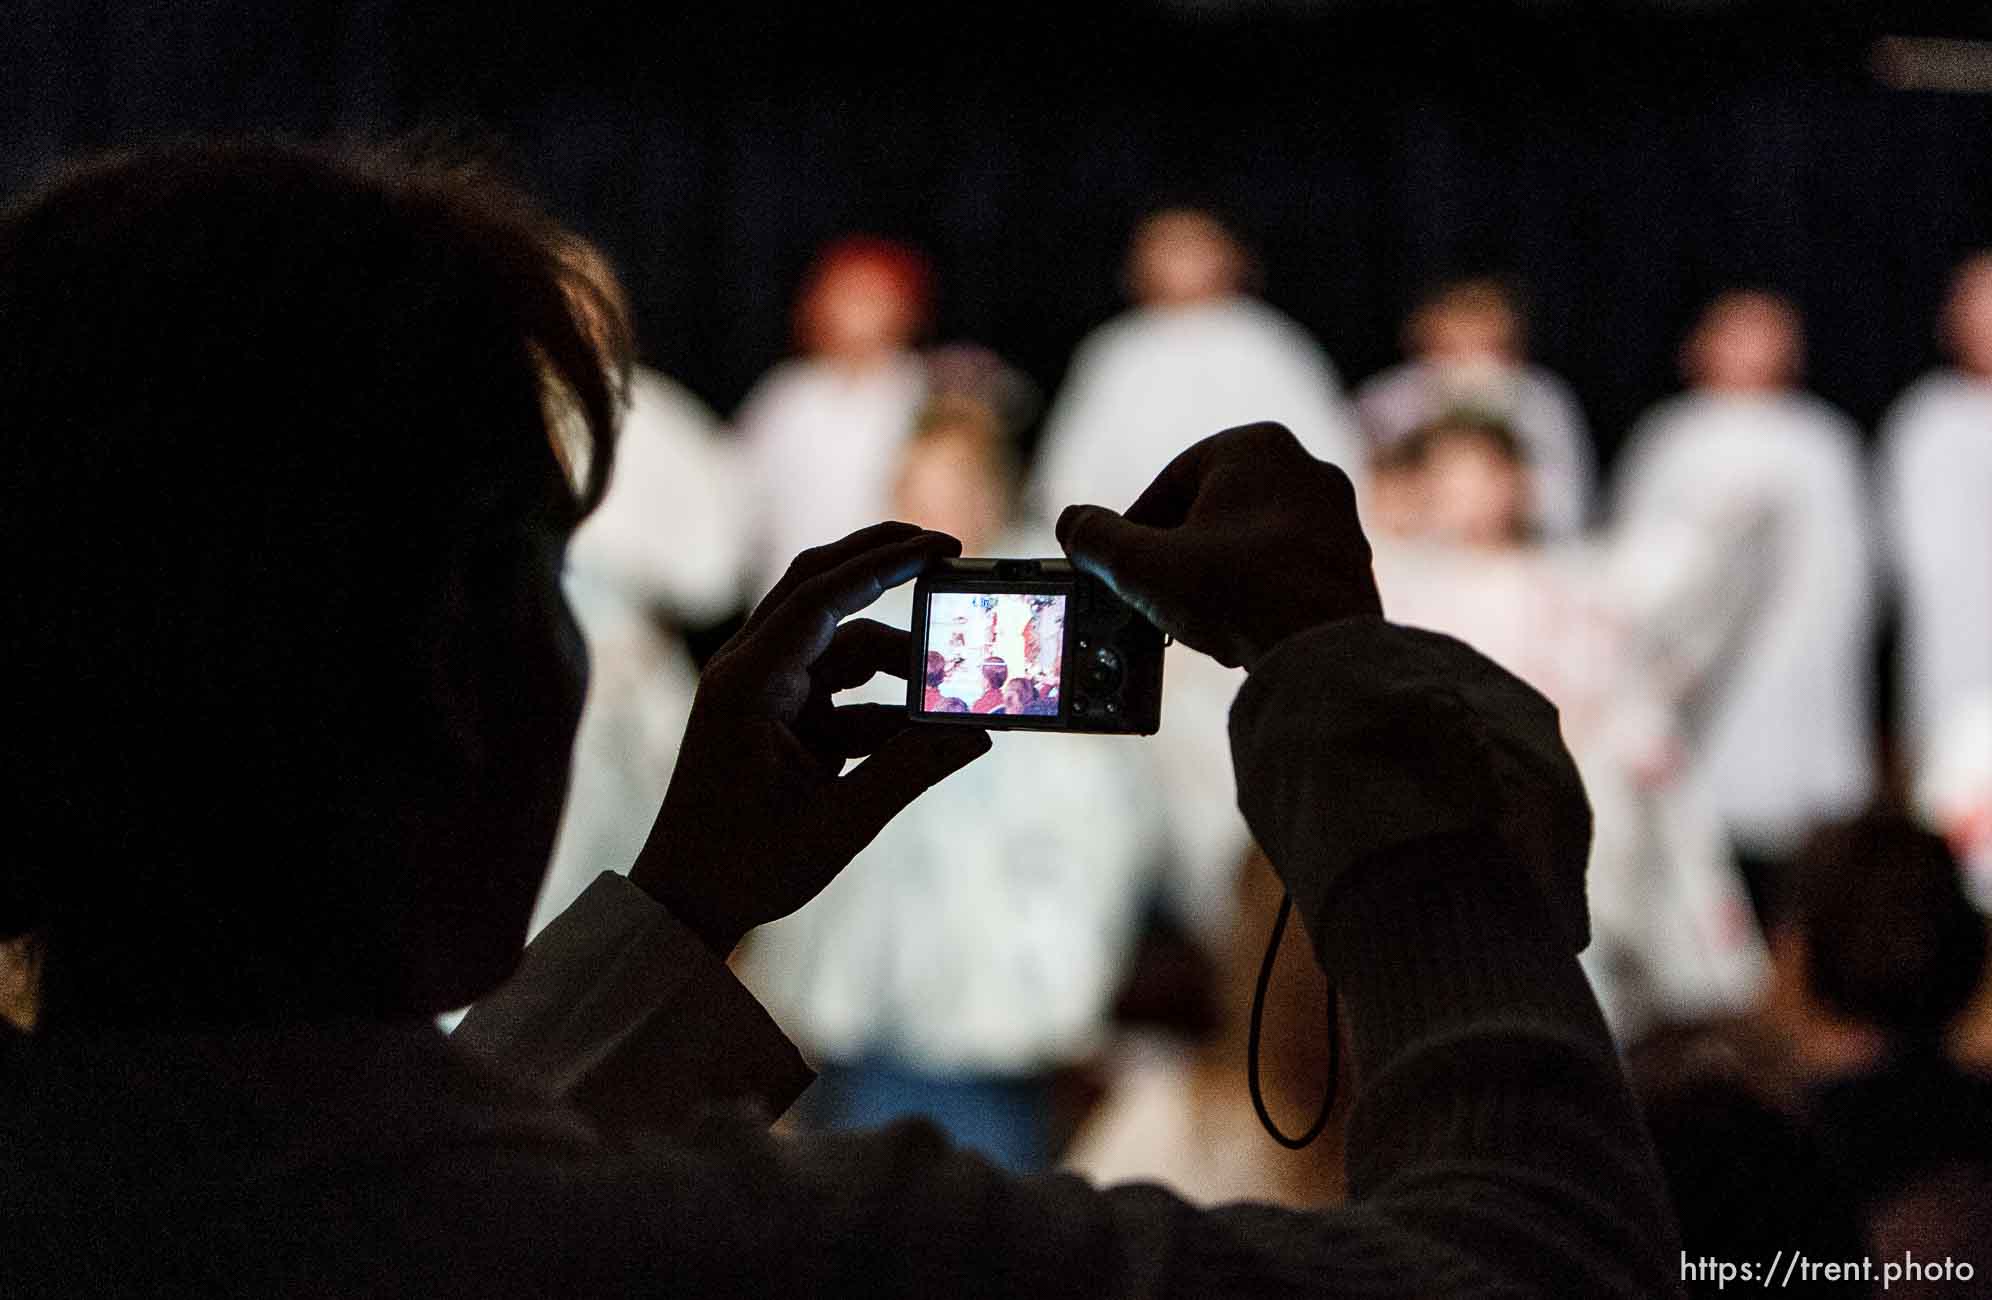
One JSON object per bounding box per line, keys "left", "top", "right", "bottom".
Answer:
{"left": 1246, "top": 891, "right": 1341, "bottom": 1149}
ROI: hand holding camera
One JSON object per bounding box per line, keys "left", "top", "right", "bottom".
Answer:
{"left": 632, "top": 523, "right": 991, "bottom": 956}
{"left": 907, "top": 559, "right": 1165, "bottom": 733}
{"left": 639, "top": 425, "right": 1379, "bottom": 953}
{"left": 1055, "top": 421, "right": 1382, "bottom": 670}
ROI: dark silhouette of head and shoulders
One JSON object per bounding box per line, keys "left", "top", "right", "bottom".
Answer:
{"left": 2, "top": 137, "right": 627, "bottom": 1031}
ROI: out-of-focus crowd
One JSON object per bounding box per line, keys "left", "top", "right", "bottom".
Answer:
{"left": 531, "top": 209, "right": 1991, "bottom": 1222}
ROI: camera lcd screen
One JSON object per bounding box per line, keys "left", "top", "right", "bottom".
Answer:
{"left": 917, "top": 590, "right": 1065, "bottom": 719}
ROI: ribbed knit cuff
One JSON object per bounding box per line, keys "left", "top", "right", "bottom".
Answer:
{"left": 1319, "top": 832, "right": 1607, "bottom": 1079}
{"left": 1230, "top": 617, "right": 1594, "bottom": 960}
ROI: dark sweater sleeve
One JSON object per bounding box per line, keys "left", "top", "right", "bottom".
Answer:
{"left": 462, "top": 619, "right": 1680, "bottom": 1296}
{"left": 630, "top": 835, "right": 1678, "bottom": 1297}
{"left": 1205, "top": 617, "right": 1677, "bottom": 1293}
{"left": 571, "top": 824, "right": 1678, "bottom": 1296}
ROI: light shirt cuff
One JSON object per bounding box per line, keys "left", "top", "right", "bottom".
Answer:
{"left": 452, "top": 872, "right": 814, "bottom": 1137}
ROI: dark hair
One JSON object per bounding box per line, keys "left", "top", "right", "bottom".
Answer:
{"left": 981, "top": 658, "right": 1009, "bottom": 691}
{"left": 1628, "top": 1023, "right": 1862, "bottom": 1290}
{"left": 926, "top": 650, "right": 948, "bottom": 687}
{"left": 935, "top": 697, "right": 970, "bottom": 714}
{"left": 1, "top": 138, "right": 629, "bottom": 1017}
{"left": 1791, "top": 813, "right": 1987, "bottom": 1041}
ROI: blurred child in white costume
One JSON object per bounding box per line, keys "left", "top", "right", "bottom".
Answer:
{"left": 1374, "top": 416, "right": 1770, "bottom": 1036}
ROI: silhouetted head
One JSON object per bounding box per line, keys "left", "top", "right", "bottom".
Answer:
{"left": 925, "top": 649, "right": 948, "bottom": 688}
{"left": 1628, "top": 1023, "right": 1862, "bottom": 1292}
{"left": 1789, "top": 813, "right": 1987, "bottom": 1045}
{"left": 981, "top": 658, "right": 1010, "bottom": 692}
{"left": 1684, "top": 290, "right": 1804, "bottom": 394}
{"left": 1, "top": 137, "right": 628, "bottom": 1027}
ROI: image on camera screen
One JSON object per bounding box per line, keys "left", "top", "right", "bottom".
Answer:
{"left": 919, "top": 590, "right": 1065, "bottom": 718}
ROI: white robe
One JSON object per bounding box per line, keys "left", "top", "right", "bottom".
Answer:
{"left": 1028, "top": 296, "right": 1360, "bottom": 939}
{"left": 565, "top": 367, "right": 749, "bottom": 625}
{"left": 1374, "top": 533, "right": 1770, "bottom": 1037}
{"left": 1612, "top": 390, "right": 1879, "bottom": 857}
{"left": 1355, "top": 359, "right": 1596, "bottom": 537}
{"left": 735, "top": 353, "right": 928, "bottom": 597}
{"left": 529, "top": 574, "right": 701, "bottom": 940}
{"left": 529, "top": 368, "right": 740, "bottom": 937}
{"left": 1029, "top": 296, "right": 1362, "bottom": 520}
{"left": 1878, "top": 371, "right": 1992, "bottom": 771}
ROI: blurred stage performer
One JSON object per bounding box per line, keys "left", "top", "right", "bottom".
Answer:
{"left": 1355, "top": 276, "right": 1595, "bottom": 536}
{"left": 1029, "top": 207, "right": 1360, "bottom": 941}
{"left": 1373, "top": 416, "right": 1769, "bottom": 1037}
{"left": 1032, "top": 208, "right": 1360, "bottom": 520}
{"left": 1062, "top": 847, "right": 1348, "bottom": 1208}
{"left": 737, "top": 363, "right": 1168, "bottom": 1172}
{"left": 529, "top": 376, "right": 747, "bottom": 937}
{"left": 522, "top": 251, "right": 750, "bottom": 938}
{"left": 736, "top": 236, "right": 931, "bottom": 597}
{"left": 1879, "top": 252, "right": 1992, "bottom": 900}
{"left": 1613, "top": 290, "right": 1877, "bottom": 917}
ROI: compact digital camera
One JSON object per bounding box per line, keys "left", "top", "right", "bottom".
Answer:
{"left": 907, "top": 558, "right": 1164, "bottom": 734}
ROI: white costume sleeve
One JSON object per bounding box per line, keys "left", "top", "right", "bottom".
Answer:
{"left": 1269, "top": 322, "right": 1364, "bottom": 479}
{"left": 566, "top": 370, "right": 748, "bottom": 625}
{"left": 1880, "top": 376, "right": 1992, "bottom": 767}
{"left": 1030, "top": 328, "right": 1129, "bottom": 519}
{"left": 1522, "top": 370, "right": 1596, "bottom": 537}
{"left": 1612, "top": 395, "right": 1878, "bottom": 851}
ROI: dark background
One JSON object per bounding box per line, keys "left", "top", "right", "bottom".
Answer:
{"left": 7, "top": 0, "right": 1990, "bottom": 472}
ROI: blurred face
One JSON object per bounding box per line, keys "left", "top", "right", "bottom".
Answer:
{"left": 1423, "top": 430, "right": 1529, "bottom": 549}
{"left": 1945, "top": 257, "right": 1992, "bottom": 378}
{"left": 892, "top": 427, "right": 1009, "bottom": 553}
{"left": 1416, "top": 304, "right": 1519, "bottom": 366}
{"left": 1690, "top": 295, "right": 1802, "bottom": 393}
{"left": 1365, "top": 459, "right": 1428, "bottom": 540}
{"left": 1129, "top": 211, "right": 1244, "bottom": 307}
{"left": 802, "top": 260, "right": 917, "bottom": 362}
{"left": 1002, "top": 678, "right": 1034, "bottom": 713}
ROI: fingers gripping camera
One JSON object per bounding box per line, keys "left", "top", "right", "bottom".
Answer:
{"left": 908, "top": 558, "right": 1165, "bottom": 734}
